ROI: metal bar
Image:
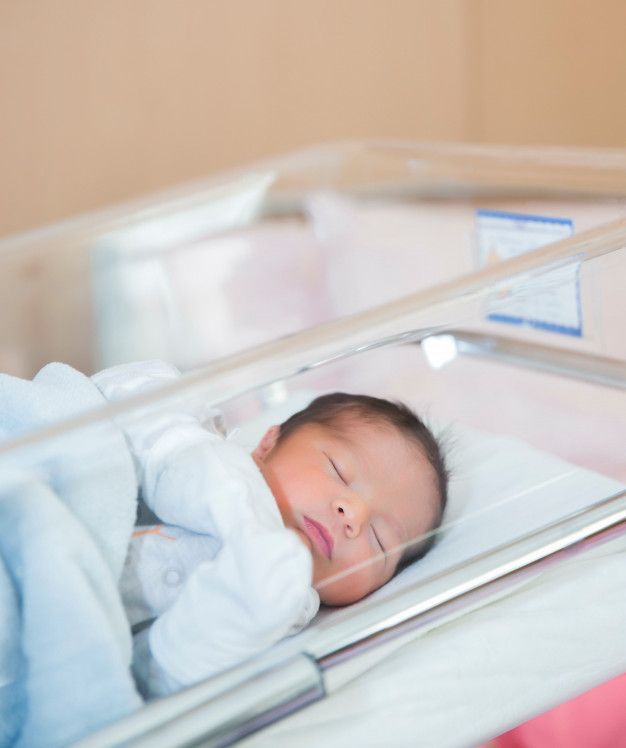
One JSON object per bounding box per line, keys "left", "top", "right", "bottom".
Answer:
{"left": 72, "top": 654, "right": 324, "bottom": 748}
{"left": 130, "top": 655, "right": 323, "bottom": 748}
{"left": 448, "top": 330, "right": 626, "bottom": 390}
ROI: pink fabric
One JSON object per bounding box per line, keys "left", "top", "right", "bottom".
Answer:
{"left": 495, "top": 672, "right": 626, "bottom": 748}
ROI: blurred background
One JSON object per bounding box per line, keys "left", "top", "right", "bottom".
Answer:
{"left": 2, "top": 0, "right": 626, "bottom": 238}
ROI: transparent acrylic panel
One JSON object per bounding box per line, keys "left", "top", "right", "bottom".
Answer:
{"left": 0, "top": 142, "right": 625, "bottom": 747}
{"left": 1, "top": 142, "right": 626, "bottom": 377}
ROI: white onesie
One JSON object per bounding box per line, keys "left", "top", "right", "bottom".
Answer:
{"left": 92, "top": 361, "right": 319, "bottom": 698}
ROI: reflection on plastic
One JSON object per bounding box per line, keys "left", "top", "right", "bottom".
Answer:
{"left": 421, "top": 334, "right": 458, "bottom": 370}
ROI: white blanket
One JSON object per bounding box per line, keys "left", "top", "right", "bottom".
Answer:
{"left": 0, "top": 360, "right": 319, "bottom": 747}
{"left": 0, "top": 364, "right": 141, "bottom": 748}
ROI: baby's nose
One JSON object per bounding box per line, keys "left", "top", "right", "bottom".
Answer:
{"left": 333, "top": 496, "right": 369, "bottom": 537}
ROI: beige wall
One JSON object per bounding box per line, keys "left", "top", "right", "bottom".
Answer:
{"left": 473, "top": 1, "right": 626, "bottom": 146}
{"left": 2, "top": 0, "right": 626, "bottom": 237}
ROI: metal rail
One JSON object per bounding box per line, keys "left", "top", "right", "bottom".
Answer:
{"left": 447, "top": 330, "right": 626, "bottom": 390}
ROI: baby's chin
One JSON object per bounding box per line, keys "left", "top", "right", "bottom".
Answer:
{"left": 289, "top": 530, "right": 355, "bottom": 605}
{"left": 317, "top": 580, "right": 370, "bottom": 607}
{"left": 314, "top": 566, "right": 379, "bottom": 606}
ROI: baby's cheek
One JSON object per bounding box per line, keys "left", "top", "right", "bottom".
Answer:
{"left": 316, "top": 569, "right": 371, "bottom": 606}
{"left": 314, "top": 555, "right": 379, "bottom": 605}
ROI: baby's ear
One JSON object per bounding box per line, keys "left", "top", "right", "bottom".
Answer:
{"left": 252, "top": 425, "right": 280, "bottom": 464}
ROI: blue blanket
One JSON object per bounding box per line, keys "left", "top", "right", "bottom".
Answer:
{"left": 0, "top": 364, "right": 143, "bottom": 747}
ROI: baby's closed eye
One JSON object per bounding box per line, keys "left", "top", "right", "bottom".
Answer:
{"left": 371, "top": 525, "right": 385, "bottom": 553}
{"left": 326, "top": 453, "right": 347, "bottom": 485}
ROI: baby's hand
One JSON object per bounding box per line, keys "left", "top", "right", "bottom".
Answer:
{"left": 148, "top": 523, "right": 318, "bottom": 687}
{"left": 231, "top": 524, "right": 316, "bottom": 632}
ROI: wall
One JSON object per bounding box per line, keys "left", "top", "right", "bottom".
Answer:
{"left": 1, "top": 0, "right": 626, "bottom": 237}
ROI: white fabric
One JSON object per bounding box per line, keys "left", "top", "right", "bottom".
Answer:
{"left": 92, "top": 361, "right": 320, "bottom": 697}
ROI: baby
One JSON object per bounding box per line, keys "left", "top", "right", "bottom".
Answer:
{"left": 254, "top": 390, "right": 448, "bottom": 606}
{"left": 93, "top": 361, "right": 448, "bottom": 697}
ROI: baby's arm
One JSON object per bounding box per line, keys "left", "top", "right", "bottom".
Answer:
{"left": 92, "top": 360, "right": 254, "bottom": 536}
{"left": 139, "top": 429, "right": 281, "bottom": 538}
{"left": 133, "top": 524, "right": 319, "bottom": 696}
{"left": 94, "top": 360, "right": 320, "bottom": 696}
{"left": 132, "top": 439, "right": 320, "bottom": 695}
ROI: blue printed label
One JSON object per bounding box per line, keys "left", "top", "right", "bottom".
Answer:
{"left": 475, "top": 210, "right": 581, "bottom": 337}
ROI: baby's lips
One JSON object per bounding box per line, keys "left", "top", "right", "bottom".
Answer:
{"left": 303, "top": 515, "right": 334, "bottom": 560}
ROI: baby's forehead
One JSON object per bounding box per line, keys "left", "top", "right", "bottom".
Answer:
{"left": 325, "top": 409, "right": 396, "bottom": 436}
{"left": 330, "top": 411, "right": 419, "bottom": 453}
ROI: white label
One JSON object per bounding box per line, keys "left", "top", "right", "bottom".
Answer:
{"left": 476, "top": 210, "right": 581, "bottom": 336}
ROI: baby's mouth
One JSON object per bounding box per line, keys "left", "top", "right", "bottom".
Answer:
{"left": 303, "top": 516, "right": 334, "bottom": 560}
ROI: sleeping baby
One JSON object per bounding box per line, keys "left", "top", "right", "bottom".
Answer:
{"left": 93, "top": 360, "right": 448, "bottom": 698}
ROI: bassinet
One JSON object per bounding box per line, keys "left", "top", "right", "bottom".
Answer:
{"left": 1, "top": 142, "right": 625, "bottom": 747}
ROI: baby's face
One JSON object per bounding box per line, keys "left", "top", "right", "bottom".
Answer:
{"left": 254, "top": 418, "right": 438, "bottom": 606}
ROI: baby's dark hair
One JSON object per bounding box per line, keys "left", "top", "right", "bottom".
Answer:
{"left": 277, "top": 392, "right": 448, "bottom": 572}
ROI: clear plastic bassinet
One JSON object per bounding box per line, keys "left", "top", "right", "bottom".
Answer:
{"left": 0, "top": 142, "right": 625, "bottom": 748}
